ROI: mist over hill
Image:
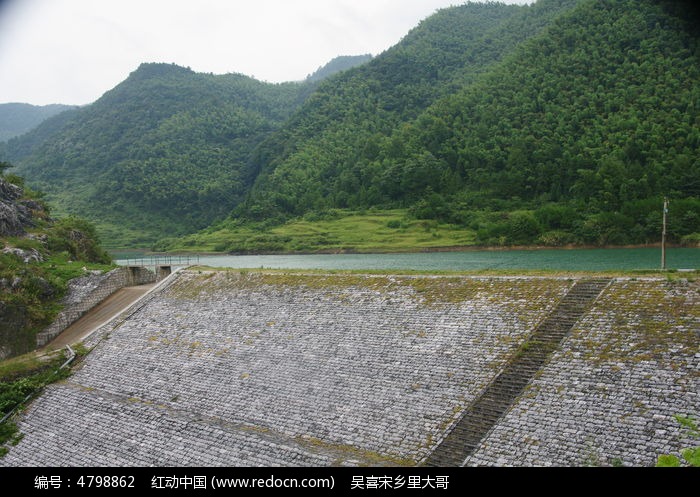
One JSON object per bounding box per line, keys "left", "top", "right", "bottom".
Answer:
{"left": 0, "top": 103, "right": 77, "bottom": 142}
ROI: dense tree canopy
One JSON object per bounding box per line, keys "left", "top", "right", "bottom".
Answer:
{"left": 2, "top": 1, "right": 699, "bottom": 249}
{"left": 239, "top": 0, "right": 700, "bottom": 246}
{"left": 2, "top": 56, "right": 373, "bottom": 247}
{"left": 305, "top": 55, "right": 373, "bottom": 83}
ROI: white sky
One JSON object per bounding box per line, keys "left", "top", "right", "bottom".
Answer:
{"left": 0, "top": 0, "right": 531, "bottom": 106}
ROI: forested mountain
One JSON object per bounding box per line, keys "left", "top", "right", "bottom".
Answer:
{"left": 0, "top": 103, "right": 76, "bottom": 142}
{"left": 3, "top": 64, "right": 311, "bottom": 246}
{"left": 240, "top": 0, "right": 580, "bottom": 220}
{"left": 233, "top": 0, "right": 699, "bottom": 247}
{"left": 2, "top": 0, "right": 699, "bottom": 251}
{"left": 2, "top": 55, "right": 385, "bottom": 247}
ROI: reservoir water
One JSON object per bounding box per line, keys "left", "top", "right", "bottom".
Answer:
{"left": 115, "top": 247, "right": 699, "bottom": 272}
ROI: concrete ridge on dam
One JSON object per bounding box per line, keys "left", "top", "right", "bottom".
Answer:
{"left": 1, "top": 270, "right": 697, "bottom": 467}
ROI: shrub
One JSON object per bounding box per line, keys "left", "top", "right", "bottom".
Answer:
{"left": 535, "top": 203, "right": 579, "bottom": 230}
{"left": 657, "top": 415, "right": 699, "bottom": 467}
{"left": 536, "top": 230, "right": 578, "bottom": 246}
{"left": 680, "top": 233, "right": 700, "bottom": 247}
{"left": 47, "top": 217, "right": 111, "bottom": 264}
{"left": 505, "top": 212, "right": 542, "bottom": 244}
{"left": 574, "top": 212, "right": 634, "bottom": 246}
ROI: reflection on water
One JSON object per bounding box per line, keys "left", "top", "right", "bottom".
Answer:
{"left": 115, "top": 247, "right": 699, "bottom": 271}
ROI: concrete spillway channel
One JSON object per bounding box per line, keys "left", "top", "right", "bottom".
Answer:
{"left": 41, "top": 284, "right": 155, "bottom": 350}
{"left": 424, "top": 278, "right": 612, "bottom": 466}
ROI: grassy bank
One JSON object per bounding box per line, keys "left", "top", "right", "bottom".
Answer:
{"left": 148, "top": 206, "right": 699, "bottom": 255}
{"left": 0, "top": 348, "right": 78, "bottom": 456}
{"left": 154, "top": 209, "right": 477, "bottom": 253}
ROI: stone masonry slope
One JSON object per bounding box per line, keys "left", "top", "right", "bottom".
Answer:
{"left": 425, "top": 278, "right": 611, "bottom": 466}
{"left": 465, "top": 278, "right": 699, "bottom": 467}
{"left": 2, "top": 271, "right": 570, "bottom": 466}
{"left": 1, "top": 272, "right": 696, "bottom": 467}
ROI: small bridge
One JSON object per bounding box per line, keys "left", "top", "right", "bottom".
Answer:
{"left": 119, "top": 254, "right": 201, "bottom": 267}
{"left": 118, "top": 254, "right": 201, "bottom": 280}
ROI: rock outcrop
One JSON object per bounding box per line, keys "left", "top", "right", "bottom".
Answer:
{"left": 0, "top": 178, "right": 45, "bottom": 237}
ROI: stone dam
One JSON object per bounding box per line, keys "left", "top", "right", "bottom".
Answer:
{"left": 1, "top": 271, "right": 698, "bottom": 467}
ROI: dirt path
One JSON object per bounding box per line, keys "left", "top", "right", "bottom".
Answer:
{"left": 42, "top": 284, "right": 156, "bottom": 351}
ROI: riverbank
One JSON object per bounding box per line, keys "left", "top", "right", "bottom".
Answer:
{"left": 111, "top": 242, "right": 692, "bottom": 258}
{"left": 144, "top": 207, "right": 699, "bottom": 256}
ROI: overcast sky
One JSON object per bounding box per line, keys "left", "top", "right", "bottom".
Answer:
{"left": 0, "top": 0, "right": 531, "bottom": 106}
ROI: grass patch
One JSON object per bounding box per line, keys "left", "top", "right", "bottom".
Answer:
{"left": 295, "top": 434, "right": 416, "bottom": 467}
{"left": 37, "top": 252, "right": 116, "bottom": 283}
{"left": 156, "top": 209, "right": 478, "bottom": 253}
{"left": 0, "top": 349, "right": 74, "bottom": 456}
{"left": 0, "top": 350, "right": 65, "bottom": 382}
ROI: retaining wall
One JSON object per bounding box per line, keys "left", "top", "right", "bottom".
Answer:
{"left": 35, "top": 266, "right": 156, "bottom": 348}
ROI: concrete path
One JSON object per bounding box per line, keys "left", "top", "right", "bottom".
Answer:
{"left": 42, "top": 284, "right": 156, "bottom": 351}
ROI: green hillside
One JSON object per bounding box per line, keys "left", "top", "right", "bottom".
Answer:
{"left": 0, "top": 103, "right": 76, "bottom": 142}
{"left": 3, "top": 54, "right": 374, "bottom": 249}
{"left": 240, "top": 1, "right": 573, "bottom": 220}
{"left": 0, "top": 167, "right": 113, "bottom": 358}
{"left": 3, "top": 64, "right": 308, "bottom": 247}
{"left": 3, "top": 1, "right": 700, "bottom": 252}
{"left": 217, "top": 0, "right": 698, "bottom": 250}
{"left": 305, "top": 55, "right": 373, "bottom": 83}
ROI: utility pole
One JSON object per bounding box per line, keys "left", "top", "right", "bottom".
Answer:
{"left": 661, "top": 197, "right": 668, "bottom": 270}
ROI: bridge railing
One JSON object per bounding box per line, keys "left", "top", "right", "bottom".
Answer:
{"left": 118, "top": 254, "right": 201, "bottom": 267}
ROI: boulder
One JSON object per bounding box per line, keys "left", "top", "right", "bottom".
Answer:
{"left": 2, "top": 246, "right": 43, "bottom": 263}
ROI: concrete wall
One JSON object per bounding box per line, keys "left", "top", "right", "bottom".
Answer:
{"left": 35, "top": 266, "right": 156, "bottom": 348}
